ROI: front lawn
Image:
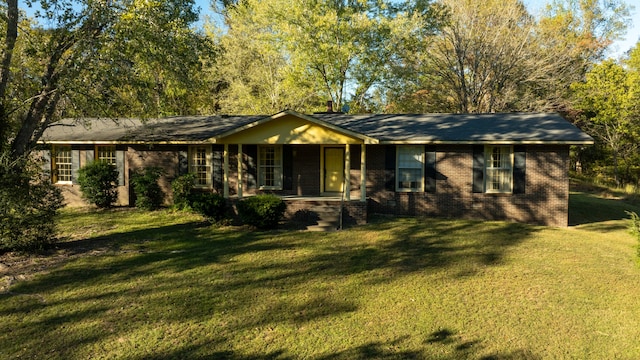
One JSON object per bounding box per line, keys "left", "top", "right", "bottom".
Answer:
{"left": 1, "top": 201, "right": 639, "bottom": 359}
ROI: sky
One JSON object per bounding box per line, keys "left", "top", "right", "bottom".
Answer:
{"left": 193, "top": 0, "right": 639, "bottom": 58}
{"left": 17, "top": 0, "right": 640, "bottom": 58}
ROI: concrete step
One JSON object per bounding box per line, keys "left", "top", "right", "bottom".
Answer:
{"left": 306, "top": 224, "right": 339, "bottom": 232}
{"left": 304, "top": 205, "right": 342, "bottom": 232}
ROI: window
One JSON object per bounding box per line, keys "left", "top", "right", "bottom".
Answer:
{"left": 258, "top": 145, "right": 282, "bottom": 189}
{"left": 53, "top": 145, "right": 72, "bottom": 184}
{"left": 189, "top": 146, "right": 211, "bottom": 186}
{"left": 96, "top": 145, "right": 116, "bottom": 166}
{"left": 485, "top": 146, "right": 512, "bottom": 193}
{"left": 396, "top": 145, "right": 423, "bottom": 191}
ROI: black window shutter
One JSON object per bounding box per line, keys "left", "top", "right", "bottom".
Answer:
{"left": 85, "top": 149, "right": 94, "bottom": 164}
{"left": 425, "top": 145, "right": 436, "bottom": 193}
{"left": 385, "top": 145, "right": 396, "bottom": 191}
{"left": 513, "top": 145, "right": 526, "bottom": 194}
{"left": 472, "top": 145, "right": 484, "bottom": 193}
{"left": 41, "top": 150, "right": 52, "bottom": 181}
{"left": 116, "top": 150, "right": 125, "bottom": 186}
{"left": 71, "top": 149, "right": 81, "bottom": 184}
{"left": 244, "top": 145, "right": 257, "bottom": 189}
{"left": 283, "top": 145, "right": 293, "bottom": 190}
{"left": 212, "top": 145, "right": 224, "bottom": 191}
{"left": 178, "top": 149, "right": 188, "bottom": 176}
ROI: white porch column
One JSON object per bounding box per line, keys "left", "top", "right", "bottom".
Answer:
{"left": 237, "top": 143, "right": 243, "bottom": 199}
{"left": 344, "top": 144, "right": 350, "bottom": 201}
{"left": 223, "top": 143, "right": 229, "bottom": 198}
{"left": 361, "top": 144, "right": 366, "bottom": 202}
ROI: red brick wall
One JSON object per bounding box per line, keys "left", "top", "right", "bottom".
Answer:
{"left": 128, "top": 145, "right": 181, "bottom": 205}
{"left": 365, "top": 144, "right": 570, "bottom": 227}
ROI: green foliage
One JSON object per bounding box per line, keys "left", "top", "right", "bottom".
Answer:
{"left": 571, "top": 59, "right": 640, "bottom": 186}
{"left": 237, "top": 194, "right": 286, "bottom": 229}
{"left": 77, "top": 161, "right": 119, "bottom": 208}
{"left": 0, "top": 155, "right": 63, "bottom": 252}
{"left": 188, "top": 192, "right": 227, "bottom": 222}
{"left": 626, "top": 211, "right": 640, "bottom": 258}
{"left": 171, "top": 173, "right": 196, "bottom": 211}
{"left": 130, "top": 167, "right": 164, "bottom": 211}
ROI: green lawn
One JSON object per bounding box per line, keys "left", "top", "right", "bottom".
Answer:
{"left": 1, "top": 192, "right": 640, "bottom": 359}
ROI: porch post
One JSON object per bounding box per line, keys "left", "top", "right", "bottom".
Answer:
{"left": 237, "top": 144, "right": 243, "bottom": 199}
{"left": 223, "top": 143, "right": 229, "bottom": 198}
{"left": 344, "top": 144, "right": 350, "bottom": 201}
{"left": 361, "top": 144, "right": 366, "bottom": 202}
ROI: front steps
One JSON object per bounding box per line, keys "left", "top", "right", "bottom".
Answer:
{"left": 304, "top": 205, "right": 342, "bottom": 232}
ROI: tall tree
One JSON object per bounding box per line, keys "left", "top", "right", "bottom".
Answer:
{"left": 384, "top": 0, "right": 631, "bottom": 114}
{"left": 212, "top": 1, "right": 320, "bottom": 114}
{"left": 571, "top": 59, "right": 640, "bottom": 185}
{"left": 0, "top": 0, "right": 213, "bottom": 159}
{"left": 212, "top": 0, "right": 443, "bottom": 114}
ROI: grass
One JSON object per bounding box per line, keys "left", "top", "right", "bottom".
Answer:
{"left": 1, "top": 190, "right": 640, "bottom": 359}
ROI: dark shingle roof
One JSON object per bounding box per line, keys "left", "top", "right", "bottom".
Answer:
{"left": 313, "top": 112, "right": 593, "bottom": 144}
{"left": 41, "top": 115, "right": 263, "bottom": 143}
{"left": 40, "top": 112, "right": 593, "bottom": 145}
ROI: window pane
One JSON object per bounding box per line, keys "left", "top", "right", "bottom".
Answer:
{"left": 397, "top": 146, "right": 423, "bottom": 190}
{"left": 191, "top": 147, "right": 210, "bottom": 186}
{"left": 259, "top": 145, "right": 282, "bottom": 188}
{"left": 486, "top": 146, "right": 512, "bottom": 192}
{"left": 55, "top": 146, "right": 72, "bottom": 183}
{"left": 97, "top": 146, "right": 116, "bottom": 166}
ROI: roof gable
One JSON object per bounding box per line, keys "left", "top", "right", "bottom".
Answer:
{"left": 213, "top": 111, "right": 377, "bottom": 144}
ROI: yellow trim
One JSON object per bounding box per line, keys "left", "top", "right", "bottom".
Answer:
{"left": 213, "top": 111, "right": 377, "bottom": 145}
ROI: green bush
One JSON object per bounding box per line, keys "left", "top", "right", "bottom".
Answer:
{"left": 131, "top": 167, "right": 164, "bottom": 210}
{"left": 237, "top": 194, "right": 286, "bottom": 229}
{"left": 77, "top": 161, "right": 118, "bottom": 208}
{"left": 171, "top": 173, "right": 196, "bottom": 210}
{"left": 0, "top": 155, "right": 63, "bottom": 252}
{"left": 627, "top": 211, "right": 640, "bottom": 258}
{"left": 189, "top": 192, "right": 227, "bottom": 221}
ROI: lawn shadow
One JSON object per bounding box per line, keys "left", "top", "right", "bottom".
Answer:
{"left": 305, "top": 216, "right": 540, "bottom": 281}
{"left": 425, "top": 328, "right": 540, "bottom": 360}
{"left": 569, "top": 192, "right": 640, "bottom": 226}
{"left": 3, "top": 214, "right": 540, "bottom": 359}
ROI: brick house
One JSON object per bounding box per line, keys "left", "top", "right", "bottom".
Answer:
{"left": 39, "top": 110, "right": 593, "bottom": 227}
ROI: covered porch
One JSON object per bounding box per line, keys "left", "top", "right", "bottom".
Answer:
{"left": 211, "top": 111, "right": 376, "bottom": 227}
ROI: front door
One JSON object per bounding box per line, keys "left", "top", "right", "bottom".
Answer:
{"left": 324, "top": 147, "right": 344, "bottom": 192}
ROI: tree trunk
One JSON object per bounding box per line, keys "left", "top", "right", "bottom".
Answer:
{"left": 0, "top": 0, "right": 19, "bottom": 149}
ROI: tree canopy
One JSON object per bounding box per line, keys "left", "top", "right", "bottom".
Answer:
{"left": 0, "top": 0, "right": 215, "bottom": 158}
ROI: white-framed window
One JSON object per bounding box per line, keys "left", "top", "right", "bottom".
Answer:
{"left": 485, "top": 146, "right": 513, "bottom": 193}
{"left": 96, "top": 145, "right": 116, "bottom": 166}
{"left": 396, "top": 145, "right": 424, "bottom": 192}
{"left": 53, "top": 145, "right": 72, "bottom": 184}
{"left": 189, "top": 146, "right": 211, "bottom": 187}
{"left": 258, "top": 145, "right": 282, "bottom": 189}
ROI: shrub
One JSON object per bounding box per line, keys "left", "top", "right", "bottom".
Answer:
{"left": 77, "top": 161, "right": 118, "bottom": 208}
{"left": 627, "top": 211, "right": 640, "bottom": 258}
{"left": 189, "top": 192, "right": 227, "bottom": 221}
{"left": 171, "top": 173, "right": 196, "bottom": 211}
{"left": 237, "top": 194, "right": 286, "bottom": 229}
{"left": 130, "top": 167, "right": 164, "bottom": 210}
{"left": 0, "top": 154, "right": 63, "bottom": 252}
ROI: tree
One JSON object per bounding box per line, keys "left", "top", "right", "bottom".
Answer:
{"left": 571, "top": 59, "right": 640, "bottom": 185}
{"left": 211, "top": 0, "right": 444, "bottom": 114}
{"left": 383, "top": 0, "right": 631, "bottom": 114}
{"left": 211, "top": 1, "right": 320, "bottom": 114}
{"left": 0, "top": 0, "right": 214, "bottom": 159}
{"left": 0, "top": 0, "right": 213, "bottom": 249}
